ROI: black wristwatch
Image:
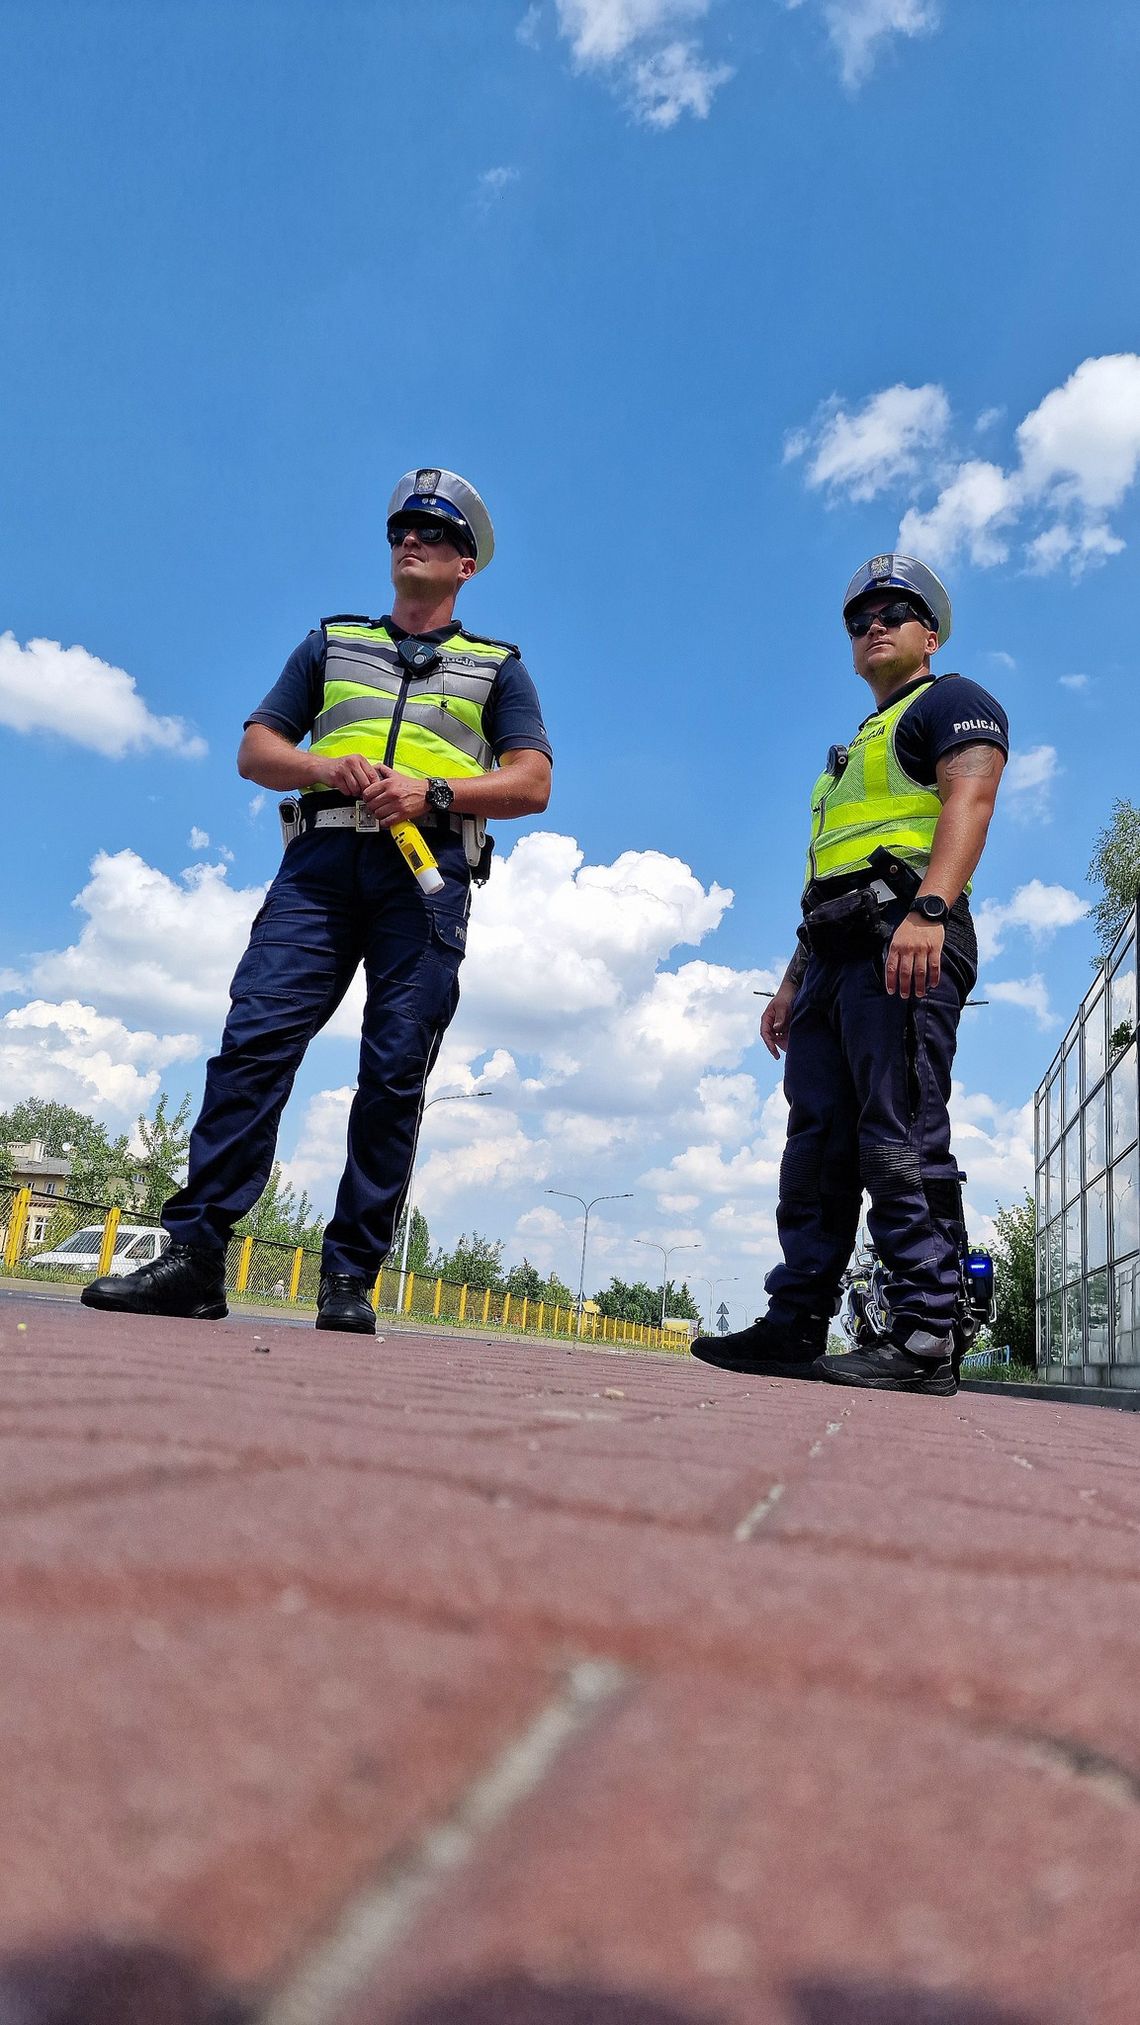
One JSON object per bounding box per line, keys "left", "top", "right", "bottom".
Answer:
{"left": 425, "top": 778, "right": 454, "bottom": 815}
{"left": 910, "top": 894, "right": 950, "bottom": 926}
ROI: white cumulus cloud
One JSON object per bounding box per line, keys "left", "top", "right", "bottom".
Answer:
{"left": 1002, "top": 745, "right": 1060, "bottom": 823}
{"left": 790, "top": 355, "right": 1140, "bottom": 577}
{"left": 0, "top": 1000, "right": 199, "bottom": 1122}
{"left": 550, "top": 0, "right": 732, "bottom": 124}
{"left": 0, "top": 634, "right": 207, "bottom": 761}
{"left": 785, "top": 382, "right": 950, "bottom": 501}
{"left": 974, "top": 880, "right": 1089, "bottom": 964}
{"left": 28, "top": 849, "right": 267, "bottom": 1035}
{"left": 983, "top": 974, "right": 1055, "bottom": 1031}
{"left": 821, "top": 0, "right": 940, "bottom": 89}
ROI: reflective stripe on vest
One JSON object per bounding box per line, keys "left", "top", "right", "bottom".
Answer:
{"left": 309, "top": 622, "right": 512, "bottom": 782}
{"left": 804, "top": 679, "right": 943, "bottom": 892}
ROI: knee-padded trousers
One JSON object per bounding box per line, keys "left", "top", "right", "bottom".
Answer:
{"left": 764, "top": 938, "right": 972, "bottom": 1341}
{"left": 163, "top": 827, "right": 468, "bottom": 1277}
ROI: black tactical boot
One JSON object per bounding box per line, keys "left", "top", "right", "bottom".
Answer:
{"left": 81, "top": 1242, "right": 228, "bottom": 1320}
{"left": 816, "top": 1329, "right": 957, "bottom": 1396}
{"left": 690, "top": 1309, "right": 829, "bottom": 1379}
{"left": 315, "top": 1273, "right": 377, "bottom": 1335}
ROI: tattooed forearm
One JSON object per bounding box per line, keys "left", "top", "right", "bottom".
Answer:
{"left": 787, "top": 943, "right": 809, "bottom": 987}
{"left": 942, "top": 743, "right": 1002, "bottom": 780}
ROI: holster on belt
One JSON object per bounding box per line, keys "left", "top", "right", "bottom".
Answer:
{"left": 802, "top": 887, "right": 892, "bottom": 958}
{"left": 801, "top": 849, "right": 923, "bottom": 959}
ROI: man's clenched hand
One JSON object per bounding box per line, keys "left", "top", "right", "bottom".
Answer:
{"left": 360, "top": 764, "right": 430, "bottom": 828}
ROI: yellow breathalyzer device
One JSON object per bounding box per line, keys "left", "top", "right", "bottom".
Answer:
{"left": 389, "top": 820, "right": 445, "bottom": 896}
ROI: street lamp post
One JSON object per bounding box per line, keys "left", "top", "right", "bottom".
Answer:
{"left": 698, "top": 1274, "right": 739, "bottom": 1333}
{"left": 546, "top": 1189, "right": 633, "bottom": 1336}
{"left": 396, "top": 1091, "right": 492, "bottom": 1312}
{"left": 633, "top": 1237, "right": 700, "bottom": 1329}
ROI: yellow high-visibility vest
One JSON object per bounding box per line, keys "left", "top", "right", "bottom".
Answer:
{"left": 804, "top": 678, "right": 943, "bottom": 892}
{"left": 308, "top": 616, "right": 519, "bottom": 785}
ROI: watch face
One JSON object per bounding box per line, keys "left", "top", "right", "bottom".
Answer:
{"left": 920, "top": 896, "right": 947, "bottom": 921}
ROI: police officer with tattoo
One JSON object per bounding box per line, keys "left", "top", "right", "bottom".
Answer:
{"left": 83, "top": 468, "right": 552, "bottom": 1333}
{"left": 693, "top": 555, "right": 1007, "bottom": 1395}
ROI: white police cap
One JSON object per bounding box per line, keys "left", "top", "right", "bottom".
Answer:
{"left": 842, "top": 553, "right": 952, "bottom": 647}
{"left": 387, "top": 468, "right": 495, "bottom": 573}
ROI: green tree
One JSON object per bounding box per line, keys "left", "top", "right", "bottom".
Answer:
{"left": 0, "top": 1099, "right": 134, "bottom": 1207}
{"left": 1088, "top": 797, "right": 1140, "bottom": 955}
{"left": 990, "top": 1190, "right": 1036, "bottom": 1366}
{"left": 68, "top": 1117, "right": 134, "bottom": 1208}
{"left": 387, "top": 1204, "right": 433, "bottom": 1273}
{"left": 595, "top": 1277, "right": 703, "bottom": 1324}
{"left": 594, "top": 1277, "right": 658, "bottom": 1324}
{"left": 237, "top": 1163, "right": 325, "bottom": 1249}
{"left": 504, "top": 1258, "right": 574, "bottom": 1305}
{"left": 435, "top": 1231, "right": 505, "bottom": 1290}
{"left": 133, "top": 1093, "right": 193, "bottom": 1217}
{"left": 665, "top": 1278, "right": 702, "bottom": 1323}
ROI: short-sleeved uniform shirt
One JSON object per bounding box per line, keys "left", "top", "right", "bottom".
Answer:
{"left": 246, "top": 615, "right": 553, "bottom": 766}
{"left": 817, "top": 671, "right": 1009, "bottom": 979}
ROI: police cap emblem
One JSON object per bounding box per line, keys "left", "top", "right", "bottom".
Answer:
{"left": 414, "top": 469, "right": 442, "bottom": 497}
{"left": 869, "top": 554, "right": 894, "bottom": 578}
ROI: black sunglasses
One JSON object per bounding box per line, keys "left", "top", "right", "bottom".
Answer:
{"left": 387, "top": 519, "right": 474, "bottom": 556}
{"left": 845, "top": 598, "right": 933, "bottom": 638}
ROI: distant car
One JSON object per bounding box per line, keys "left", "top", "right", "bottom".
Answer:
{"left": 27, "top": 1224, "right": 170, "bottom": 1277}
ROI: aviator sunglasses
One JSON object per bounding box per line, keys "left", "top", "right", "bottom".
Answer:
{"left": 845, "top": 598, "right": 933, "bottom": 638}
{"left": 387, "top": 520, "right": 466, "bottom": 551}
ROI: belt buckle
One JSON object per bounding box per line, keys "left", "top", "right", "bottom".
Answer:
{"left": 354, "top": 799, "right": 380, "bottom": 833}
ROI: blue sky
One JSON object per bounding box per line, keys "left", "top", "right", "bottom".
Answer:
{"left": 3, "top": 0, "right": 1139, "bottom": 1314}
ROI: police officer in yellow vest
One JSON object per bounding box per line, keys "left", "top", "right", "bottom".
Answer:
{"left": 693, "top": 555, "right": 1007, "bottom": 1395}
{"left": 83, "top": 469, "right": 553, "bottom": 1332}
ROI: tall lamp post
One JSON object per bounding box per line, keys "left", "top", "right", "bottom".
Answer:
{"left": 546, "top": 1189, "right": 633, "bottom": 1336}
{"left": 633, "top": 1237, "right": 700, "bottom": 1329}
{"left": 698, "top": 1274, "right": 738, "bottom": 1333}
{"left": 397, "top": 1091, "right": 492, "bottom": 1311}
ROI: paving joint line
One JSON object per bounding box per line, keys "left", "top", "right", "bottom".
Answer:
{"left": 257, "top": 1656, "right": 629, "bottom": 2025}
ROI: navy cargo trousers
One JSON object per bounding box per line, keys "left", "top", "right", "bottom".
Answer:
{"left": 764, "top": 931, "right": 973, "bottom": 1344}
{"left": 163, "top": 826, "right": 469, "bottom": 1278}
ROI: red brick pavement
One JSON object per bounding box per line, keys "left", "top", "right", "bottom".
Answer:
{"left": 0, "top": 1294, "right": 1138, "bottom": 2024}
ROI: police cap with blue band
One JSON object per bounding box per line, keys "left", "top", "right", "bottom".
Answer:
{"left": 387, "top": 468, "right": 495, "bottom": 574}
{"left": 842, "top": 552, "right": 952, "bottom": 647}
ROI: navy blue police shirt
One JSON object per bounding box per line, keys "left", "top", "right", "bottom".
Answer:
{"left": 885, "top": 671, "right": 1008, "bottom": 784}
{"left": 246, "top": 618, "right": 553, "bottom": 763}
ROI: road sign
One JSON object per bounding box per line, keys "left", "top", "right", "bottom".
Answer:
{"left": 716, "top": 1301, "right": 729, "bottom": 1335}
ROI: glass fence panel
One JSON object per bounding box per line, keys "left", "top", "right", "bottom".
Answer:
{"left": 1063, "top": 1040, "right": 1081, "bottom": 1125}
{"left": 1084, "top": 1089, "right": 1107, "bottom": 1182}
{"left": 1109, "top": 936, "right": 1136, "bottom": 1053}
{"left": 1047, "top": 1072, "right": 1063, "bottom": 1148}
{"left": 1086, "top": 1173, "right": 1108, "bottom": 1273}
{"left": 1047, "top": 1217, "right": 1063, "bottom": 1293}
{"left": 1048, "top": 1151, "right": 1062, "bottom": 1222}
{"left": 1112, "top": 1256, "right": 1139, "bottom": 1367}
{"left": 1064, "top": 1281, "right": 1083, "bottom": 1365}
{"left": 1110, "top": 1044, "right": 1138, "bottom": 1158}
{"left": 1083, "top": 984, "right": 1106, "bottom": 1091}
{"left": 1047, "top": 1291, "right": 1063, "bottom": 1363}
{"left": 1111, "top": 1147, "right": 1140, "bottom": 1261}
{"left": 1063, "top": 1124, "right": 1081, "bottom": 1205}
{"left": 1063, "top": 1201, "right": 1081, "bottom": 1283}
{"left": 1087, "top": 1268, "right": 1111, "bottom": 1363}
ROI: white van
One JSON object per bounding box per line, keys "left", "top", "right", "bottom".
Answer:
{"left": 28, "top": 1225, "right": 170, "bottom": 1277}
